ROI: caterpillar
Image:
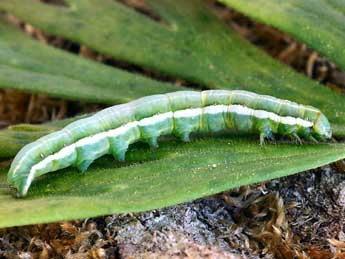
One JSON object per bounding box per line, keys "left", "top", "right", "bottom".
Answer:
{"left": 8, "top": 90, "right": 332, "bottom": 197}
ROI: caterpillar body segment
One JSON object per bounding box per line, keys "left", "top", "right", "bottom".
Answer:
{"left": 8, "top": 90, "right": 332, "bottom": 197}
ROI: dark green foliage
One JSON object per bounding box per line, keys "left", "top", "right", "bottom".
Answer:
{"left": 0, "top": 0, "right": 344, "bottom": 227}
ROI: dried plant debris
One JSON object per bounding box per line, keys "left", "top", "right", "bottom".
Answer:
{"left": 261, "top": 165, "right": 345, "bottom": 259}
{"left": 0, "top": 198, "right": 261, "bottom": 259}
{"left": 0, "top": 89, "right": 104, "bottom": 128}
{"left": 0, "top": 221, "right": 112, "bottom": 259}
{"left": 208, "top": 0, "right": 345, "bottom": 91}
{"left": 0, "top": 90, "right": 67, "bottom": 127}
{"left": 2, "top": 165, "right": 345, "bottom": 258}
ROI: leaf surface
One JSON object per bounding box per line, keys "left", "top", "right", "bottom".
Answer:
{"left": 219, "top": 0, "right": 345, "bottom": 70}
{"left": 0, "top": 137, "right": 344, "bottom": 228}
{"left": 0, "top": 20, "right": 183, "bottom": 104}
{"left": 0, "top": 0, "right": 344, "bottom": 135}
{"left": 0, "top": 0, "right": 344, "bottom": 228}
{"left": 0, "top": 115, "right": 88, "bottom": 159}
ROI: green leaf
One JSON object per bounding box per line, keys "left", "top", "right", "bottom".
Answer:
{"left": 0, "top": 115, "right": 89, "bottom": 159}
{"left": 0, "top": 137, "right": 344, "bottom": 228}
{"left": 0, "top": 20, "right": 183, "bottom": 104}
{"left": 0, "top": 0, "right": 345, "bottom": 136}
{"left": 0, "top": 0, "right": 344, "bottom": 228}
{"left": 219, "top": 0, "right": 345, "bottom": 70}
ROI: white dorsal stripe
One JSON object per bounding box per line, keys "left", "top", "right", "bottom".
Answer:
{"left": 24, "top": 104, "right": 313, "bottom": 193}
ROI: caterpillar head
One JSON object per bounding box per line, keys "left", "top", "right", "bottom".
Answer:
{"left": 312, "top": 113, "right": 332, "bottom": 141}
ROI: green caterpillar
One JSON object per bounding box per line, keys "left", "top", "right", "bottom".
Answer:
{"left": 8, "top": 90, "right": 332, "bottom": 197}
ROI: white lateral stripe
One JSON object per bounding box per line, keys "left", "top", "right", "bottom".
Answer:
{"left": 32, "top": 104, "right": 313, "bottom": 172}
{"left": 229, "top": 105, "right": 252, "bottom": 116}
{"left": 296, "top": 118, "right": 311, "bottom": 127}
{"left": 203, "top": 105, "right": 228, "bottom": 114}
{"left": 139, "top": 112, "right": 173, "bottom": 126}
{"left": 227, "top": 105, "right": 313, "bottom": 127}
{"left": 281, "top": 116, "right": 296, "bottom": 125}
{"left": 25, "top": 104, "right": 313, "bottom": 193}
{"left": 173, "top": 108, "right": 202, "bottom": 118}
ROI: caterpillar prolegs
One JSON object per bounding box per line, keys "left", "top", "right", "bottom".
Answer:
{"left": 8, "top": 90, "right": 332, "bottom": 197}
